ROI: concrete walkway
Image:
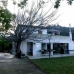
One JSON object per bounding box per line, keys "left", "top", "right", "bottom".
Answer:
{"left": 28, "top": 54, "right": 74, "bottom": 59}
{"left": 1, "top": 53, "right": 74, "bottom": 74}
{"left": 0, "top": 53, "right": 46, "bottom": 74}
{"left": 0, "top": 53, "right": 14, "bottom": 62}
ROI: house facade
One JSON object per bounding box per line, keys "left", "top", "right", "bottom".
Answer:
{"left": 17, "top": 25, "right": 74, "bottom": 56}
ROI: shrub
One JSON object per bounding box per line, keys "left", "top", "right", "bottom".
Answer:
{"left": 0, "top": 36, "right": 12, "bottom": 52}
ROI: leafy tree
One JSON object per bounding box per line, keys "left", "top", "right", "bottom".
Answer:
{"left": 0, "top": 1, "right": 14, "bottom": 32}
{"left": 0, "top": 1, "right": 15, "bottom": 52}
{"left": 54, "top": 0, "right": 74, "bottom": 8}
{"left": 18, "top": 0, "right": 28, "bottom": 8}
{"left": 13, "top": 0, "right": 74, "bottom": 9}
{"left": 0, "top": 8, "right": 13, "bottom": 31}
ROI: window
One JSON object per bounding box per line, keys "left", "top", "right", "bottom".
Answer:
{"left": 38, "top": 30, "right": 42, "bottom": 34}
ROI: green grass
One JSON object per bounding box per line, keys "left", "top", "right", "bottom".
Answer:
{"left": 32, "top": 56, "right": 74, "bottom": 74}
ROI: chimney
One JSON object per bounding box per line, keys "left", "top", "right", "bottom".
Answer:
{"left": 69, "top": 24, "right": 72, "bottom": 41}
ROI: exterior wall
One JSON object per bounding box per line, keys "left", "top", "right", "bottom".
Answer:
{"left": 40, "top": 36, "right": 70, "bottom": 43}
{"left": 33, "top": 31, "right": 38, "bottom": 34}
{"left": 69, "top": 41, "right": 74, "bottom": 54}
{"left": 20, "top": 34, "right": 74, "bottom": 56}
{"left": 23, "top": 30, "right": 26, "bottom": 32}
{"left": 33, "top": 43, "right": 41, "bottom": 56}
{"left": 51, "top": 36, "right": 70, "bottom": 43}
{"left": 33, "top": 29, "right": 47, "bottom": 34}
{"left": 20, "top": 41, "right": 27, "bottom": 56}
{"left": 20, "top": 42, "right": 42, "bottom": 56}
{"left": 42, "top": 29, "right": 47, "bottom": 34}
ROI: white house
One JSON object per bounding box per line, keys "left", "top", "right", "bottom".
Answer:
{"left": 17, "top": 25, "right": 74, "bottom": 56}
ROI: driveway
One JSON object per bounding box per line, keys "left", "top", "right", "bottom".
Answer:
{"left": 0, "top": 57, "right": 46, "bottom": 74}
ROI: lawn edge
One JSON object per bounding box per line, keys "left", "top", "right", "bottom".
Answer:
{"left": 26, "top": 57, "right": 47, "bottom": 74}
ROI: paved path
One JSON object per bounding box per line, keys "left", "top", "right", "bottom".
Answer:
{"left": 0, "top": 57, "right": 46, "bottom": 74}
{"left": 1, "top": 53, "right": 74, "bottom": 74}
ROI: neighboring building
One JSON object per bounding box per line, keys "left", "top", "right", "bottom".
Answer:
{"left": 16, "top": 24, "right": 74, "bottom": 56}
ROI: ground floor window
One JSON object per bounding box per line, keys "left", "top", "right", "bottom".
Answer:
{"left": 53, "top": 43, "right": 69, "bottom": 54}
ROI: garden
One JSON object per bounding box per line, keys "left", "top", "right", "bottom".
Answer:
{"left": 32, "top": 56, "right": 74, "bottom": 74}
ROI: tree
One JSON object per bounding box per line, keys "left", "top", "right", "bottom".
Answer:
{"left": 0, "top": 0, "right": 14, "bottom": 32}
{"left": 54, "top": 0, "right": 74, "bottom": 8}
{"left": 10, "top": 0, "right": 59, "bottom": 58}
{"left": 0, "top": 36, "right": 12, "bottom": 52}
{"left": 0, "top": 8, "right": 13, "bottom": 31}
{"left": 0, "top": 0, "right": 15, "bottom": 53}
{"left": 17, "top": 0, "right": 28, "bottom": 8}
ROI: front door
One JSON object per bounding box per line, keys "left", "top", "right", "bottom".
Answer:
{"left": 27, "top": 42, "right": 33, "bottom": 56}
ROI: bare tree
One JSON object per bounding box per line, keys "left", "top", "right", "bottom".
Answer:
{"left": 10, "top": 0, "right": 59, "bottom": 58}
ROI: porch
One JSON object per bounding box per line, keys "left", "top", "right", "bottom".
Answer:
{"left": 27, "top": 42, "right": 69, "bottom": 56}
{"left": 28, "top": 53, "right": 74, "bottom": 59}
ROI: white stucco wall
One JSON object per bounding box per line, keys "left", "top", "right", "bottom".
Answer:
{"left": 69, "top": 41, "right": 74, "bottom": 54}
{"left": 20, "top": 34, "right": 74, "bottom": 56}
{"left": 33, "top": 29, "right": 47, "bottom": 34}
{"left": 33, "top": 43, "right": 41, "bottom": 56}
{"left": 42, "top": 29, "right": 47, "bottom": 34}
{"left": 20, "top": 41, "right": 27, "bottom": 56}
{"left": 23, "top": 29, "right": 26, "bottom": 32}
{"left": 40, "top": 36, "right": 70, "bottom": 43}
{"left": 33, "top": 31, "right": 38, "bottom": 34}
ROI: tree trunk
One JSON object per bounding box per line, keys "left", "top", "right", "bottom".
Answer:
{"left": 15, "top": 41, "right": 21, "bottom": 58}
{"left": 48, "top": 42, "right": 51, "bottom": 58}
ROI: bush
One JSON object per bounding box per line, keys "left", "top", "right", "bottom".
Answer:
{"left": 0, "top": 36, "right": 12, "bottom": 52}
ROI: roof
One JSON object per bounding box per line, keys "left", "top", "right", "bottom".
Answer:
{"left": 15, "top": 24, "right": 60, "bottom": 32}
{"left": 6, "top": 35, "right": 17, "bottom": 42}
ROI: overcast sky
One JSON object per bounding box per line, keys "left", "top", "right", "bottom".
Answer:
{"left": 7, "top": 0, "right": 74, "bottom": 27}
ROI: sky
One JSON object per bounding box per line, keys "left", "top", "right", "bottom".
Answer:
{"left": 7, "top": 0, "right": 74, "bottom": 27}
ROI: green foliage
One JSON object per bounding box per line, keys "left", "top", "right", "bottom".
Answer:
{"left": 54, "top": 0, "right": 74, "bottom": 8}
{"left": 0, "top": 36, "right": 12, "bottom": 52}
{"left": 54, "top": 0, "right": 61, "bottom": 8}
{"left": 18, "top": 0, "right": 28, "bottom": 8}
{"left": 67, "top": 0, "right": 74, "bottom": 5}
{"left": 0, "top": 7, "right": 13, "bottom": 31}
{"left": 32, "top": 56, "right": 74, "bottom": 74}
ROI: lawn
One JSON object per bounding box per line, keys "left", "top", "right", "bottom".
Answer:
{"left": 32, "top": 56, "right": 74, "bottom": 74}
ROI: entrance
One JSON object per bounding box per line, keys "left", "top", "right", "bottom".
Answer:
{"left": 27, "top": 42, "right": 33, "bottom": 56}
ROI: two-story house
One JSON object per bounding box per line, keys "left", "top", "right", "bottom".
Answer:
{"left": 15, "top": 24, "right": 74, "bottom": 56}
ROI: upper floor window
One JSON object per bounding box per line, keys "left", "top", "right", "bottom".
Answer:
{"left": 38, "top": 30, "right": 42, "bottom": 34}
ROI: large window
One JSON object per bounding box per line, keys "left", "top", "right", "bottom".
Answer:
{"left": 53, "top": 43, "right": 69, "bottom": 54}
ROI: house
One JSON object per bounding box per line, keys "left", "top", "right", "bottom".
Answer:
{"left": 16, "top": 24, "right": 74, "bottom": 56}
